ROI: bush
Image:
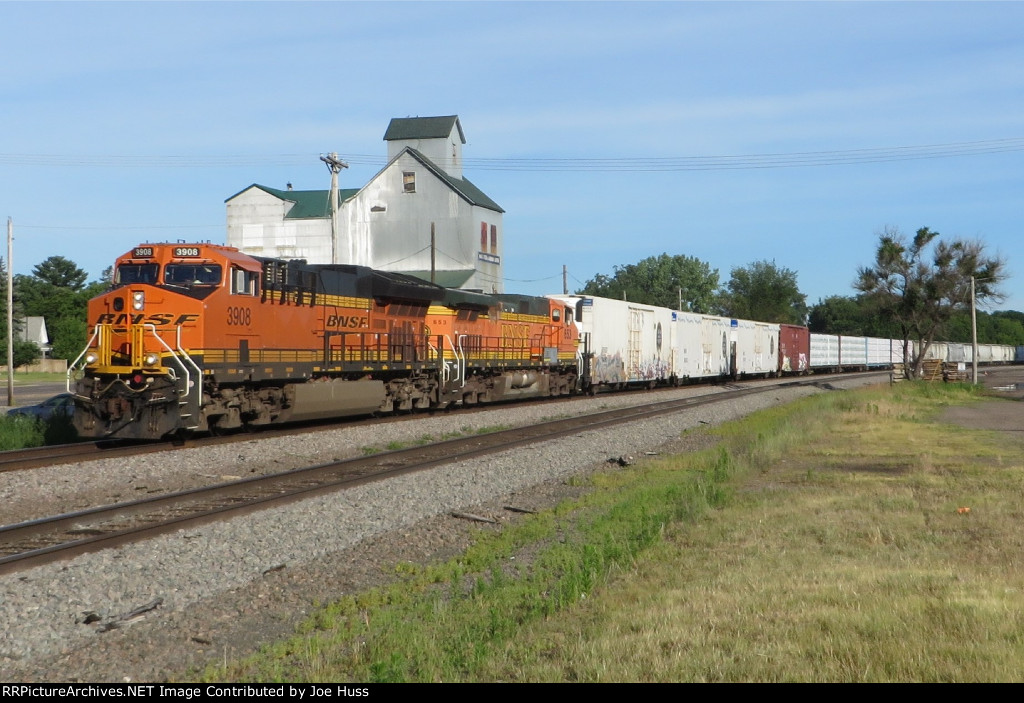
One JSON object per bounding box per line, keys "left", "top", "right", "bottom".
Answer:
{"left": 0, "top": 340, "right": 42, "bottom": 368}
{"left": 0, "top": 414, "right": 45, "bottom": 449}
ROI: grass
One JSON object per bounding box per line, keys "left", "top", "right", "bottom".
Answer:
{"left": 0, "top": 413, "right": 78, "bottom": 449}
{"left": 6, "top": 371, "right": 68, "bottom": 384}
{"left": 0, "top": 414, "right": 48, "bottom": 450}
{"left": 199, "top": 381, "right": 1024, "bottom": 682}
{"left": 0, "top": 371, "right": 75, "bottom": 448}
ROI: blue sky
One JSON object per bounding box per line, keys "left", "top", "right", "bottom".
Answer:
{"left": 3, "top": 1, "right": 1022, "bottom": 312}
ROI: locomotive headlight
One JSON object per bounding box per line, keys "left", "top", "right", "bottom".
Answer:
{"left": 84, "top": 352, "right": 98, "bottom": 365}
{"left": 132, "top": 291, "right": 145, "bottom": 311}
{"left": 143, "top": 352, "right": 160, "bottom": 367}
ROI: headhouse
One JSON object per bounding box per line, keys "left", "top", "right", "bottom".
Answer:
{"left": 225, "top": 115, "right": 505, "bottom": 292}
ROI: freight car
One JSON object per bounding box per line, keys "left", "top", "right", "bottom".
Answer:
{"left": 552, "top": 294, "right": 785, "bottom": 388}
{"left": 808, "top": 334, "right": 906, "bottom": 372}
{"left": 69, "top": 243, "right": 1017, "bottom": 441}
{"left": 69, "top": 243, "right": 580, "bottom": 440}
{"left": 554, "top": 294, "right": 1014, "bottom": 389}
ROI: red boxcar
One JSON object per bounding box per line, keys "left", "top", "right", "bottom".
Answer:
{"left": 779, "top": 324, "right": 810, "bottom": 375}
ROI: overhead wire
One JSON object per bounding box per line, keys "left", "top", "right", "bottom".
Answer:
{"left": 7, "top": 137, "right": 1021, "bottom": 235}
{"left": 1, "top": 137, "right": 1021, "bottom": 171}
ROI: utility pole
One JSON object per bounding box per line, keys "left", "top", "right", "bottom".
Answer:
{"left": 563, "top": 265, "right": 568, "bottom": 295}
{"left": 430, "top": 223, "right": 436, "bottom": 285}
{"left": 320, "top": 153, "right": 348, "bottom": 264}
{"left": 971, "top": 276, "right": 979, "bottom": 385}
{"left": 7, "top": 217, "right": 14, "bottom": 407}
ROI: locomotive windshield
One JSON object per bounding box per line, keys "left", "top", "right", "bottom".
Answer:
{"left": 165, "top": 263, "right": 222, "bottom": 287}
{"left": 115, "top": 263, "right": 159, "bottom": 285}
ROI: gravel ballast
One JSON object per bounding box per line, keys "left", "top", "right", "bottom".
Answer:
{"left": 0, "top": 377, "right": 881, "bottom": 682}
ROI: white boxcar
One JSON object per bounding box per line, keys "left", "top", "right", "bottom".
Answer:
{"left": 921, "top": 341, "right": 948, "bottom": 362}
{"left": 976, "top": 344, "right": 998, "bottom": 364}
{"left": 673, "top": 312, "right": 732, "bottom": 380}
{"left": 812, "top": 334, "right": 899, "bottom": 370}
{"left": 733, "top": 319, "right": 780, "bottom": 376}
{"left": 946, "top": 342, "right": 970, "bottom": 363}
{"left": 889, "top": 339, "right": 908, "bottom": 366}
{"left": 994, "top": 345, "right": 1016, "bottom": 363}
{"left": 839, "top": 336, "right": 869, "bottom": 367}
{"left": 866, "top": 337, "right": 897, "bottom": 367}
{"left": 810, "top": 333, "right": 840, "bottom": 369}
{"left": 675, "top": 315, "right": 780, "bottom": 378}
{"left": 551, "top": 295, "right": 675, "bottom": 387}
{"left": 700, "top": 315, "right": 734, "bottom": 377}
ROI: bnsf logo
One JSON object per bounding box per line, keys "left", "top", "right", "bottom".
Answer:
{"left": 326, "top": 315, "right": 368, "bottom": 328}
{"left": 501, "top": 323, "right": 530, "bottom": 339}
{"left": 95, "top": 313, "right": 200, "bottom": 326}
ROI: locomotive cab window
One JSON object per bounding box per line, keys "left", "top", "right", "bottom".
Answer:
{"left": 231, "top": 267, "right": 259, "bottom": 296}
{"left": 115, "top": 263, "right": 159, "bottom": 285}
{"left": 166, "top": 263, "right": 222, "bottom": 287}
{"left": 552, "top": 309, "right": 561, "bottom": 322}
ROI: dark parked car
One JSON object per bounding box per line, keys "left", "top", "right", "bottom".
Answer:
{"left": 6, "top": 393, "right": 75, "bottom": 421}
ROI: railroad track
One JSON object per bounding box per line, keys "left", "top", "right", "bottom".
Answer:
{"left": 0, "top": 389, "right": 590, "bottom": 474}
{"left": 0, "top": 378, "right": 853, "bottom": 575}
{"left": 0, "top": 371, "right": 883, "bottom": 475}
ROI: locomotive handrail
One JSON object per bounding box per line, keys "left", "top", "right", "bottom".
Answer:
{"left": 66, "top": 325, "right": 103, "bottom": 393}
{"left": 457, "top": 334, "right": 468, "bottom": 388}
{"left": 142, "top": 324, "right": 190, "bottom": 398}
{"left": 143, "top": 324, "right": 202, "bottom": 429}
{"left": 443, "top": 334, "right": 464, "bottom": 386}
{"left": 175, "top": 325, "right": 204, "bottom": 390}
{"left": 427, "top": 339, "right": 444, "bottom": 383}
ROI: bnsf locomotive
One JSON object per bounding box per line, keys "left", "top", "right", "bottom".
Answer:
{"left": 71, "top": 243, "right": 581, "bottom": 440}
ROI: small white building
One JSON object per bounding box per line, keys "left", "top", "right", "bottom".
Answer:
{"left": 17, "top": 316, "right": 50, "bottom": 357}
{"left": 226, "top": 115, "right": 505, "bottom": 292}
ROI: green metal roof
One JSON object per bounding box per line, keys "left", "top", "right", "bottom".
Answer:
{"left": 384, "top": 115, "right": 465, "bottom": 143}
{"left": 266, "top": 185, "right": 359, "bottom": 219}
{"left": 226, "top": 185, "right": 359, "bottom": 219}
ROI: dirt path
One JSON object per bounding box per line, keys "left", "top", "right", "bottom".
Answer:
{"left": 939, "top": 365, "right": 1024, "bottom": 434}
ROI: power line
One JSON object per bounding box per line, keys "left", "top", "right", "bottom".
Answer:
{"left": 1, "top": 138, "right": 1021, "bottom": 171}
{"left": 504, "top": 272, "right": 565, "bottom": 284}
{"left": 16, "top": 223, "right": 219, "bottom": 231}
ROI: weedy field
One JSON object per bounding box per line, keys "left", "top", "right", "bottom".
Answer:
{"left": 203, "top": 382, "right": 1024, "bottom": 683}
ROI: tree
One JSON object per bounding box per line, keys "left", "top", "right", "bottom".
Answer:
{"left": 13, "top": 255, "right": 99, "bottom": 362}
{"left": 716, "top": 259, "right": 807, "bottom": 324}
{"left": 0, "top": 340, "right": 41, "bottom": 368}
{"left": 31, "top": 256, "right": 88, "bottom": 290}
{"left": 48, "top": 316, "right": 89, "bottom": 363}
{"left": 578, "top": 253, "right": 720, "bottom": 312}
{"left": 945, "top": 310, "right": 1024, "bottom": 347}
{"left": 808, "top": 295, "right": 866, "bottom": 335}
{"left": 854, "top": 226, "right": 1007, "bottom": 378}
{"left": 15, "top": 277, "right": 83, "bottom": 320}
{"left": 807, "top": 294, "right": 903, "bottom": 338}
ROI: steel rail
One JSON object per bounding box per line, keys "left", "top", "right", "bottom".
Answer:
{"left": 0, "top": 377, "right": 861, "bottom": 576}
